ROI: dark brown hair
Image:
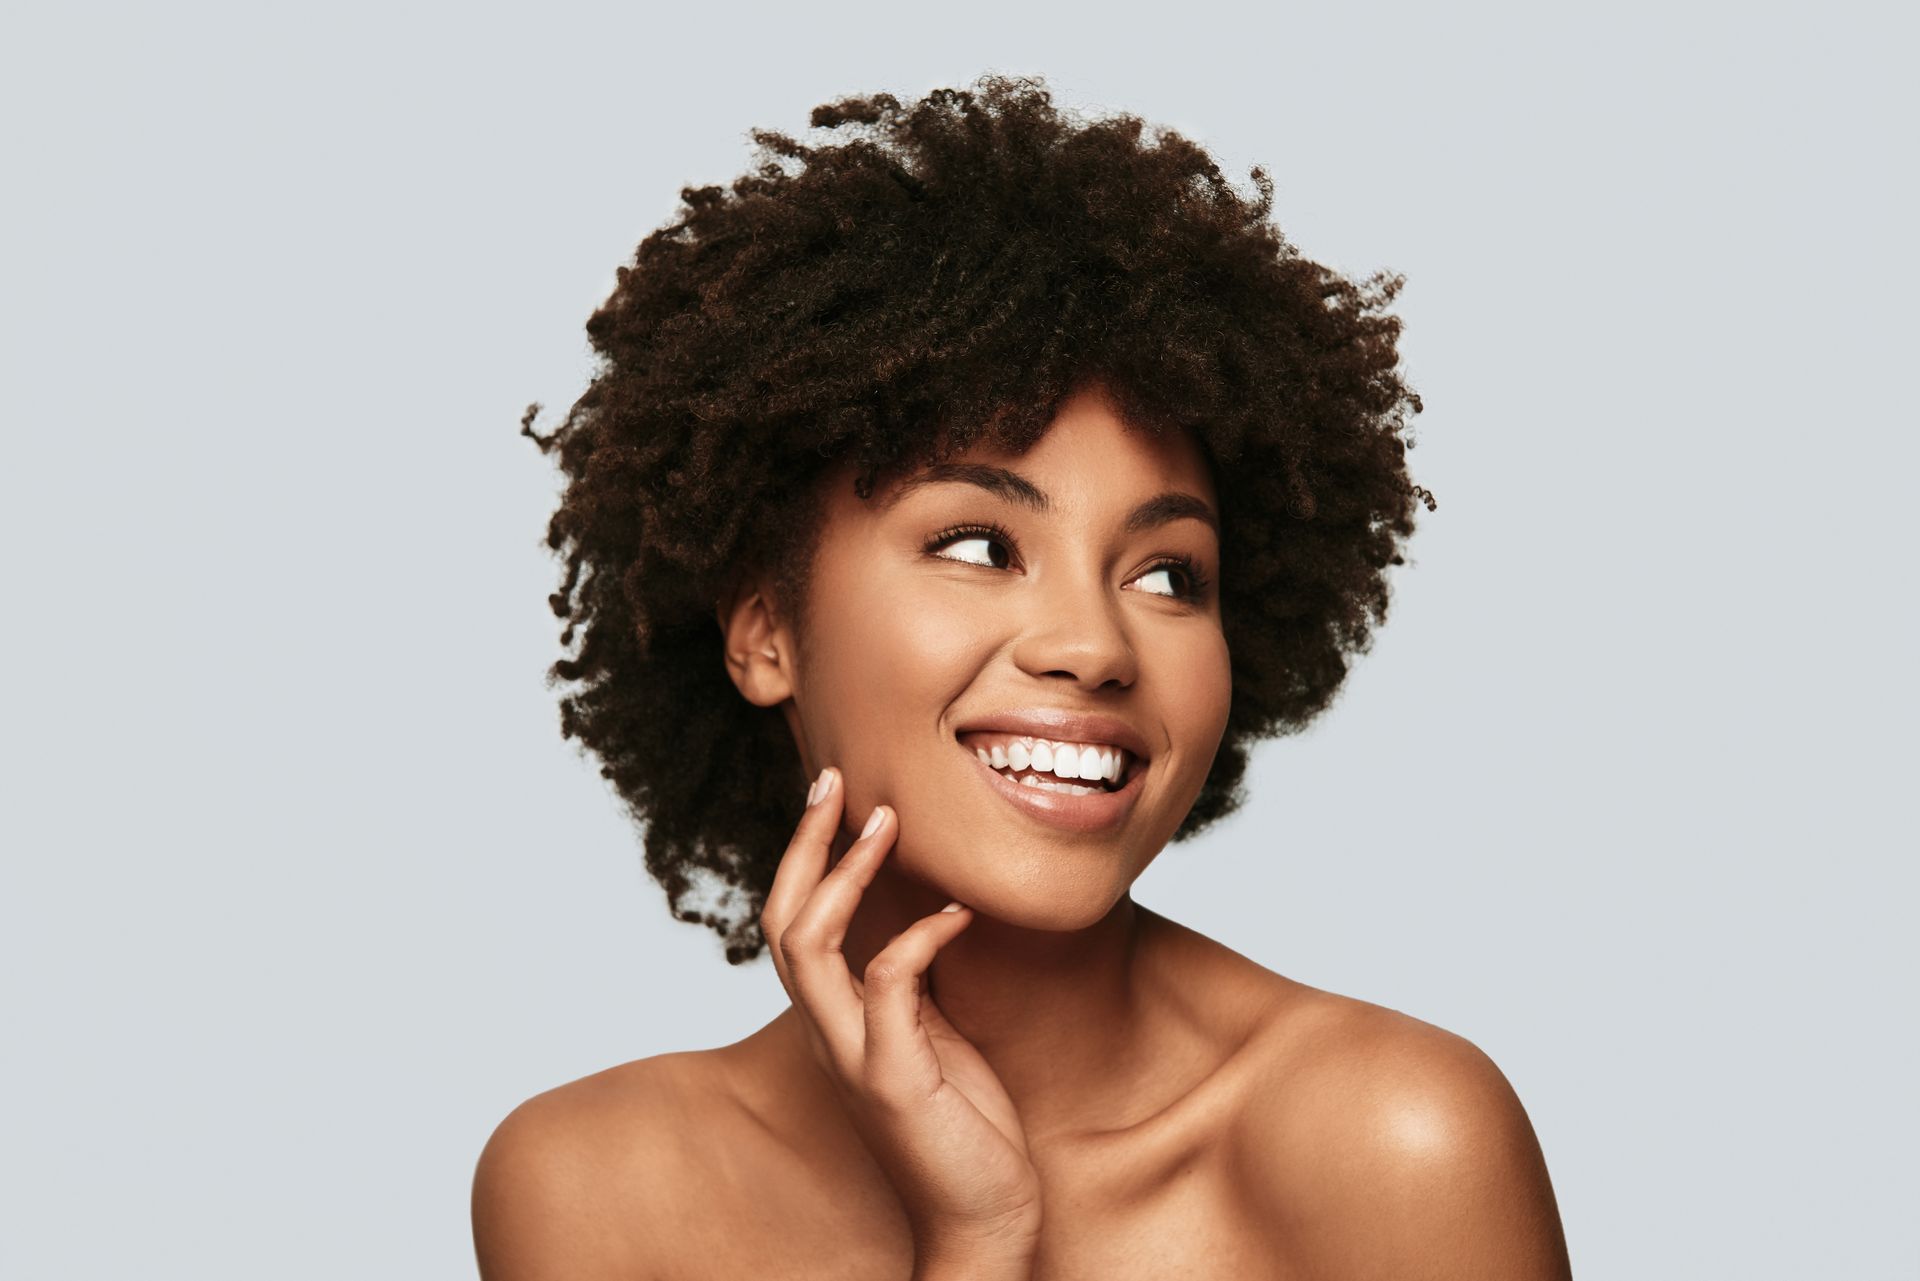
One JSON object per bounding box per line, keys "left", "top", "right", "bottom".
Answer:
{"left": 523, "top": 73, "right": 1431, "bottom": 963}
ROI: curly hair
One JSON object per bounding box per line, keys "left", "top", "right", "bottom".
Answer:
{"left": 522, "top": 73, "right": 1431, "bottom": 964}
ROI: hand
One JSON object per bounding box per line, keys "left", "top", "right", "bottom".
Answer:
{"left": 760, "top": 767, "right": 1044, "bottom": 1261}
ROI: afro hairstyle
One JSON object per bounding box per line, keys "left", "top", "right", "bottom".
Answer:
{"left": 522, "top": 73, "right": 1432, "bottom": 964}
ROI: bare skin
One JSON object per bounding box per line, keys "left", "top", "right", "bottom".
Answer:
{"left": 473, "top": 383, "right": 1573, "bottom": 1279}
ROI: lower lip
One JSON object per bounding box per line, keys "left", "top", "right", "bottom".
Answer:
{"left": 960, "top": 741, "right": 1145, "bottom": 834}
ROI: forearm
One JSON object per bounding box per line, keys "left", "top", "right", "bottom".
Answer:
{"left": 905, "top": 1200, "right": 1041, "bottom": 1281}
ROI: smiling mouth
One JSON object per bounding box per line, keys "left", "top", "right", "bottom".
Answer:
{"left": 951, "top": 733, "right": 1148, "bottom": 833}
{"left": 953, "top": 733, "right": 1148, "bottom": 795}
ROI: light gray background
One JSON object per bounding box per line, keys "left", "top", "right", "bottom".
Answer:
{"left": 3, "top": 2, "right": 1913, "bottom": 1277}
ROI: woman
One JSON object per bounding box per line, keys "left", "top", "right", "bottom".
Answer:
{"left": 474, "top": 75, "right": 1572, "bottom": 1279}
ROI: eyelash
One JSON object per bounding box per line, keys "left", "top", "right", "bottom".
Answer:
{"left": 923, "top": 521, "right": 1214, "bottom": 603}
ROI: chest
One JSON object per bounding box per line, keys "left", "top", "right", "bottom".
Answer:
{"left": 657, "top": 1124, "right": 1297, "bottom": 1281}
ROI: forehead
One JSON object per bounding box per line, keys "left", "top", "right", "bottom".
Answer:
{"left": 975, "top": 389, "right": 1212, "bottom": 496}
{"left": 865, "top": 384, "right": 1218, "bottom": 520}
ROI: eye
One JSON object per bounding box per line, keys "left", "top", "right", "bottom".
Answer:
{"left": 1134, "top": 563, "right": 1189, "bottom": 599}
{"left": 1132, "top": 557, "right": 1211, "bottom": 602}
{"left": 925, "top": 523, "right": 1016, "bottom": 570}
{"left": 921, "top": 522, "right": 1205, "bottom": 603}
{"left": 942, "top": 535, "right": 1011, "bottom": 569}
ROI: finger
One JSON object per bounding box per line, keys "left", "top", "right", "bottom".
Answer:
{"left": 761, "top": 767, "right": 845, "bottom": 997}
{"left": 761, "top": 770, "right": 853, "bottom": 1076}
{"left": 862, "top": 903, "right": 975, "bottom": 1103}
{"left": 781, "top": 803, "right": 900, "bottom": 1064}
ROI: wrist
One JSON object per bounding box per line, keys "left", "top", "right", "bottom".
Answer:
{"left": 910, "top": 1230, "right": 1038, "bottom": 1281}
{"left": 911, "top": 1253, "right": 1034, "bottom": 1281}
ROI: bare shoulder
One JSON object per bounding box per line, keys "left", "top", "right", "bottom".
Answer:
{"left": 470, "top": 1049, "right": 737, "bottom": 1281}
{"left": 1234, "top": 987, "right": 1573, "bottom": 1280}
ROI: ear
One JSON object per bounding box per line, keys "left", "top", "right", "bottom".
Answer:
{"left": 716, "top": 576, "right": 798, "bottom": 709}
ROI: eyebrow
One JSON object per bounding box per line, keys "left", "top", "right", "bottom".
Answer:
{"left": 883, "top": 462, "right": 1219, "bottom": 536}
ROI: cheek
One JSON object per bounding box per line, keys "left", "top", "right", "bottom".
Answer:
{"left": 795, "top": 572, "right": 986, "bottom": 784}
{"left": 1169, "top": 627, "right": 1235, "bottom": 785}
{"left": 813, "top": 580, "right": 986, "bottom": 705}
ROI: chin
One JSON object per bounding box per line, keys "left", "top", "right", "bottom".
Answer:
{"left": 901, "top": 844, "right": 1134, "bottom": 933}
{"left": 973, "top": 896, "right": 1128, "bottom": 933}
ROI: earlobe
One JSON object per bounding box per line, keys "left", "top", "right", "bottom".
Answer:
{"left": 717, "top": 580, "right": 796, "bottom": 709}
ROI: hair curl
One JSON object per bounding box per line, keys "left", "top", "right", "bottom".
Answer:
{"left": 522, "top": 73, "right": 1431, "bottom": 964}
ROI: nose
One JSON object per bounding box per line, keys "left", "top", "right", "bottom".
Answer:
{"left": 1008, "top": 562, "right": 1139, "bottom": 691}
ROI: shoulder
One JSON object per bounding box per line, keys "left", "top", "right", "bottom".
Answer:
{"left": 1233, "top": 989, "right": 1572, "bottom": 1280}
{"left": 470, "top": 1050, "right": 734, "bottom": 1281}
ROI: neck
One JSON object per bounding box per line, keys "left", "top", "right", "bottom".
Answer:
{"left": 828, "top": 832, "right": 1155, "bottom": 1141}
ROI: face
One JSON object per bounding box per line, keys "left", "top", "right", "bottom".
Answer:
{"left": 737, "top": 382, "right": 1232, "bottom": 931}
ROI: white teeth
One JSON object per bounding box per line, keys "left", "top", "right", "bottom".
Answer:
{"left": 1019, "top": 775, "right": 1102, "bottom": 796}
{"left": 968, "top": 734, "right": 1135, "bottom": 792}
{"left": 1054, "top": 744, "right": 1080, "bottom": 778}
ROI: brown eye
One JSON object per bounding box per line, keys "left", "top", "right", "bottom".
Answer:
{"left": 933, "top": 533, "right": 1013, "bottom": 568}
{"left": 925, "top": 524, "right": 1017, "bottom": 571}
{"left": 1132, "top": 556, "right": 1211, "bottom": 602}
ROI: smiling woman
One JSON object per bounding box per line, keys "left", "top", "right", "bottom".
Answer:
{"left": 761, "top": 392, "right": 1231, "bottom": 905}
{"left": 473, "top": 73, "right": 1570, "bottom": 1280}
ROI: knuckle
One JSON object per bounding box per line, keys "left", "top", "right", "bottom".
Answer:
{"left": 863, "top": 957, "right": 905, "bottom": 988}
{"left": 778, "top": 927, "right": 813, "bottom": 968}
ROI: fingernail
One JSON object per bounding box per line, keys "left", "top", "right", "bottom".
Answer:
{"left": 806, "top": 772, "right": 822, "bottom": 807}
{"left": 941, "top": 901, "right": 964, "bottom": 913}
{"left": 807, "top": 769, "right": 834, "bottom": 807}
{"left": 861, "top": 807, "right": 885, "bottom": 839}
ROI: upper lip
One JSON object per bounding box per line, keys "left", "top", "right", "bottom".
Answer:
{"left": 953, "top": 708, "right": 1154, "bottom": 762}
